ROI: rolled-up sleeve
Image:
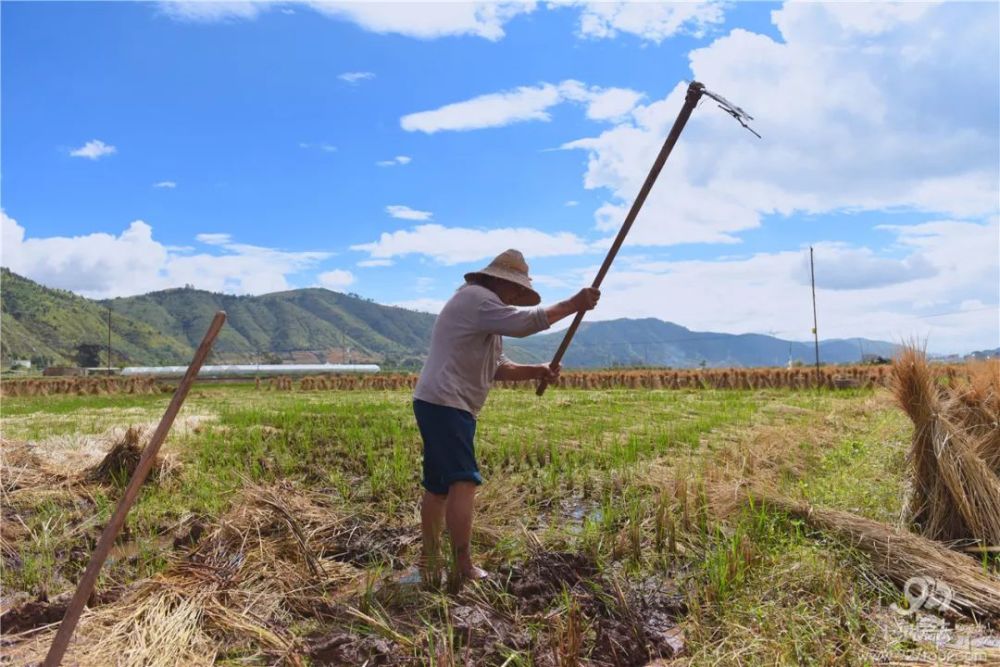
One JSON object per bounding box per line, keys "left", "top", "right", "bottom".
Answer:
{"left": 477, "top": 298, "right": 550, "bottom": 338}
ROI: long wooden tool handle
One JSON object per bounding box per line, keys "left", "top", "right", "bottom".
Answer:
{"left": 537, "top": 82, "right": 705, "bottom": 396}
{"left": 44, "top": 311, "right": 227, "bottom": 667}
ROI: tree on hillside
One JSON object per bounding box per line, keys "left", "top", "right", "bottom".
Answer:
{"left": 75, "top": 343, "right": 103, "bottom": 368}
{"left": 30, "top": 354, "right": 54, "bottom": 369}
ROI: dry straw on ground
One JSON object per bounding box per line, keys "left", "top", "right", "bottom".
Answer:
{"left": 0, "top": 376, "right": 162, "bottom": 398}
{"left": 8, "top": 482, "right": 369, "bottom": 666}
{"left": 730, "top": 486, "right": 1000, "bottom": 623}
{"left": 85, "top": 426, "right": 151, "bottom": 485}
{"left": 4, "top": 363, "right": 972, "bottom": 396}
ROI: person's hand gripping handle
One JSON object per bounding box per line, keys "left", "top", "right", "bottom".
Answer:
{"left": 573, "top": 287, "right": 601, "bottom": 313}
{"left": 535, "top": 287, "right": 600, "bottom": 395}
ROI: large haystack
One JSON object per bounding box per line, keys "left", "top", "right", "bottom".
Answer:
{"left": 893, "top": 349, "right": 1000, "bottom": 547}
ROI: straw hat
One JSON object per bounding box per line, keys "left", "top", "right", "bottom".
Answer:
{"left": 464, "top": 249, "right": 541, "bottom": 307}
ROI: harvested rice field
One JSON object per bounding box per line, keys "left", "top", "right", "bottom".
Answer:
{"left": 2, "top": 358, "right": 999, "bottom": 665}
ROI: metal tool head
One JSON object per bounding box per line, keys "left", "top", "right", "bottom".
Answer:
{"left": 692, "top": 81, "right": 761, "bottom": 139}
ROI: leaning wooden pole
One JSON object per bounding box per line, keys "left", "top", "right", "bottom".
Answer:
{"left": 536, "top": 82, "right": 706, "bottom": 396}
{"left": 43, "top": 311, "right": 227, "bottom": 667}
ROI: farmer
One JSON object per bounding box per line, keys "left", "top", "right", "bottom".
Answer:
{"left": 413, "top": 249, "right": 600, "bottom": 584}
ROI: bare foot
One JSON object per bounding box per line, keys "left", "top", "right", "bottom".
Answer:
{"left": 462, "top": 566, "right": 489, "bottom": 580}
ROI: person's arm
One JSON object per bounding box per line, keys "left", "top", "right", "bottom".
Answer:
{"left": 494, "top": 359, "right": 561, "bottom": 382}
{"left": 477, "top": 298, "right": 550, "bottom": 338}
{"left": 544, "top": 287, "right": 600, "bottom": 326}
{"left": 477, "top": 287, "right": 601, "bottom": 338}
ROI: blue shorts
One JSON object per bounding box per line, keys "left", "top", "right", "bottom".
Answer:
{"left": 413, "top": 399, "right": 482, "bottom": 495}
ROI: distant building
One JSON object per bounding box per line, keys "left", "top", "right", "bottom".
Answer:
{"left": 11, "top": 359, "right": 31, "bottom": 369}
{"left": 862, "top": 354, "right": 891, "bottom": 365}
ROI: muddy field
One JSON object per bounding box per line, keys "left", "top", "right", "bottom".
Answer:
{"left": 2, "top": 370, "right": 998, "bottom": 665}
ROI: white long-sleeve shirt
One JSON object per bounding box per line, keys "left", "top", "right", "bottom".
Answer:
{"left": 413, "top": 284, "right": 550, "bottom": 416}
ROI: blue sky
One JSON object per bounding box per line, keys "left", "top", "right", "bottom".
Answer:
{"left": 2, "top": 1, "right": 998, "bottom": 353}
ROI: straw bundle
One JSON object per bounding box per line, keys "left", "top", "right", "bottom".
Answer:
{"left": 947, "top": 360, "right": 1000, "bottom": 475}
{"left": 893, "top": 349, "right": 1000, "bottom": 546}
{"left": 738, "top": 488, "right": 1000, "bottom": 623}
{"left": 85, "top": 426, "right": 157, "bottom": 486}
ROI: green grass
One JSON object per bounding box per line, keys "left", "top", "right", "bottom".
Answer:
{"left": 4, "top": 384, "right": 952, "bottom": 665}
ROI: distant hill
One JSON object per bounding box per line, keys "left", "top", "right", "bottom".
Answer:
{"left": 106, "top": 286, "right": 436, "bottom": 366}
{"left": 1, "top": 269, "right": 435, "bottom": 368}
{"left": 503, "top": 317, "right": 898, "bottom": 368}
{"left": 0, "top": 268, "right": 192, "bottom": 366}
{"left": 3, "top": 269, "right": 901, "bottom": 369}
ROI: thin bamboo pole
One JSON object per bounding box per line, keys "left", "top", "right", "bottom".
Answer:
{"left": 43, "top": 311, "right": 227, "bottom": 667}
{"left": 810, "top": 247, "right": 821, "bottom": 387}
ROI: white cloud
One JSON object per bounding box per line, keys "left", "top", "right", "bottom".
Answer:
{"left": 159, "top": 2, "right": 725, "bottom": 43}
{"left": 196, "top": 233, "right": 232, "bottom": 245}
{"left": 386, "top": 205, "right": 432, "bottom": 221}
{"left": 799, "top": 243, "right": 937, "bottom": 290}
{"left": 775, "top": 2, "right": 936, "bottom": 38}
{"left": 376, "top": 155, "right": 412, "bottom": 167}
{"left": 299, "top": 142, "right": 336, "bottom": 152}
{"left": 153, "top": 181, "right": 177, "bottom": 189}
{"left": 401, "top": 80, "right": 643, "bottom": 133}
{"left": 302, "top": 1, "right": 536, "bottom": 40}
{"left": 580, "top": 87, "right": 645, "bottom": 121}
{"left": 560, "top": 2, "right": 999, "bottom": 247}
{"left": 391, "top": 298, "right": 447, "bottom": 314}
{"left": 585, "top": 218, "right": 998, "bottom": 354}
{"left": 69, "top": 139, "right": 116, "bottom": 160}
{"left": 2, "top": 211, "right": 331, "bottom": 298}
{"left": 317, "top": 268, "right": 355, "bottom": 289}
{"left": 338, "top": 70, "right": 375, "bottom": 84}
{"left": 531, "top": 272, "right": 578, "bottom": 289}
{"left": 569, "top": 0, "right": 725, "bottom": 42}
{"left": 357, "top": 259, "right": 394, "bottom": 268}
{"left": 402, "top": 83, "right": 563, "bottom": 133}
{"left": 161, "top": 2, "right": 537, "bottom": 39}
{"left": 158, "top": 1, "right": 270, "bottom": 22}
{"left": 564, "top": 200, "right": 579, "bottom": 207}
{"left": 351, "top": 223, "right": 591, "bottom": 265}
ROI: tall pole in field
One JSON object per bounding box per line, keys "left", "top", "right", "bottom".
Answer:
{"left": 107, "top": 306, "right": 112, "bottom": 372}
{"left": 810, "top": 246, "right": 821, "bottom": 387}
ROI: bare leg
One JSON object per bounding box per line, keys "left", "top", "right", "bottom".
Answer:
{"left": 420, "top": 490, "right": 447, "bottom": 587}
{"left": 445, "top": 481, "right": 486, "bottom": 580}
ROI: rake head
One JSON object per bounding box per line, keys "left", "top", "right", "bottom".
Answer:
{"left": 697, "top": 83, "right": 761, "bottom": 139}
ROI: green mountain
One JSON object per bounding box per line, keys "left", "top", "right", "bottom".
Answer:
{"left": 1, "top": 268, "right": 192, "bottom": 366}
{"left": 0, "top": 270, "right": 436, "bottom": 368}
{"left": 104, "top": 287, "right": 436, "bottom": 366}
{"left": 504, "top": 317, "right": 898, "bottom": 368}
{"left": 3, "top": 269, "right": 902, "bottom": 370}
